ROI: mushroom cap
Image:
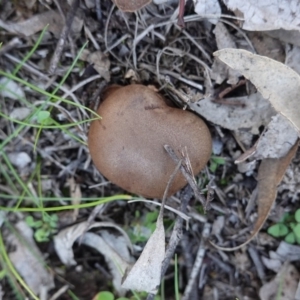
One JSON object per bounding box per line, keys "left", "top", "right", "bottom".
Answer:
{"left": 88, "top": 84, "right": 212, "bottom": 199}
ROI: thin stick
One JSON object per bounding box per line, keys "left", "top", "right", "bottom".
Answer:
{"left": 182, "top": 223, "right": 211, "bottom": 300}
{"left": 48, "top": 0, "right": 80, "bottom": 74}
{"left": 159, "top": 159, "right": 182, "bottom": 217}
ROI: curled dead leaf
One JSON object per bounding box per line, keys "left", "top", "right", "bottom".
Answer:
{"left": 214, "top": 49, "right": 300, "bottom": 134}
{"left": 259, "top": 262, "right": 299, "bottom": 300}
{"left": 211, "top": 140, "right": 299, "bottom": 251}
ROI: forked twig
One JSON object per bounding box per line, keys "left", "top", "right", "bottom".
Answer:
{"left": 164, "top": 144, "right": 207, "bottom": 207}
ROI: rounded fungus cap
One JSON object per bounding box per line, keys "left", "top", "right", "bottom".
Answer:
{"left": 88, "top": 84, "right": 212, "bottom": 198}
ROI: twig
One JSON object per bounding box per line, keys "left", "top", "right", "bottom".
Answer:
{"left": 95, "top": 0, "right": 102, "bottom": 21}
{"left": 248, "top": 246, "right": 266, "bottom": 282}
{"left": 181, "top": 236, "right": 199, "bottom": 299}
{"left": 164, "top": 145, "right": 207, "bottom": 207}
{"left": 48, "top": 0, "right": 80, "bottom": 74}
{"left": 146, "top": 185, "right": 193, "bottom": 300}
{"left": 182, "top": 223, "right": 211, "bottom": 300}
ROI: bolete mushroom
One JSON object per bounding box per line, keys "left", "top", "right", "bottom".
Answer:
{"left": 88, "top": 84, "right": 212, "bottom": 199}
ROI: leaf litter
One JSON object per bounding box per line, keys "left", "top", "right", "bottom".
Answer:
{"left": 1, "top": 0, "right": 300, "bottom": 299}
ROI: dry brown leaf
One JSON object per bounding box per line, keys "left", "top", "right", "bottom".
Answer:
{"left": 211, "top": 141, "right": 298, "bottom": 251}
{"left": 113, "top": 0, "right": 152, "bottom": 11}
{"left": 259, "top": 262, "right": 299, "bottom": 300}
{"left": 214, "top": 49, "right": 300, "bottom": 134}
{"left": 80, "top": 50, "right": 111, "bottom": 81}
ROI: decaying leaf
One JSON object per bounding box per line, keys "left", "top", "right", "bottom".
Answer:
{"left": 54, "top": 221, "right": 133, "bottom": 295}
{"left": 121, "top": 214, "right": 165, "bottom": 293}
{"left": 247, "top": 32, "right": 285, "bottom": 62}
{"left": 212, "top": 141, "right": 298, "bottom": 251}
{"left": 214, "top": 49, "right": 300, "bottom": 134}
{"left": 0, "top": 78, "right": 25, "bottom": 100}
{"left": 237, "top": 114, "right": 299, "bottom": 162}
{"left": 211, "top": 22, "right": 240, "bottom": 84}
{"left": 223, "top": 0, "right": 300, "bottom": 31}
{"left": 54, "top": 221, "right": 132, "bottom": 265}
{"left": 0, "top": 10, "right": 82, "bottom": 38}
{"left": 285, "top": 45, "right": 300, "bottom": 75}
{"left": 267, "top": 29, "right": 300, "bottom": 48}
{"left": 193, "top": 0, "right": 221, "bottom": 24}
{"left": 113, "top": 0, "right": 152, "bottom": 12}
{"left": 81, "top": 231, "right": 132, "bottom": 295}
{"left": 259, "top": 262, "right": 299, "bottom": 300}
{"left": 121, "top": 159, "right": 182, "bottom": 293}
{"left": 6, "top": 221, "right": 55, "bottom": 296}
{"left": 80, "top": 50, "right": 111, "bottom": 81}
{"left": 190, "top": 93, "right": 275, "bottom": 135}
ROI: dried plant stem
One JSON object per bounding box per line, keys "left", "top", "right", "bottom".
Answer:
{"left": 164, "top": 145, "right": 206, "bottom": 206}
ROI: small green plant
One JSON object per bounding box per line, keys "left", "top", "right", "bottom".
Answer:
{"left": 94, "top": 291, "right": 160, "bottom": 300}
{"left": 267, "top": 209, "right": 300, "bottom": 244}
{"left": 209, "top": 156, "right": 225, "bottom": 173}
{"left": 25, "top": 213, "right": 58, "bottom": 242}
{"left": 128, "top": 210, "right": 158, "bottom": 243}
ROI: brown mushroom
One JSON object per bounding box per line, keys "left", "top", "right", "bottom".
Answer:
{"left": 88, "top": 84, "right": 212, "bottom": 199}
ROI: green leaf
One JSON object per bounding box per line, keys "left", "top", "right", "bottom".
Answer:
{"left": 285, "top": 232, "right": 296, "bottom": 244}
{"left": 209, "top": 161, "right": 217, "bottom": 173}
{"left": 211, "top": 156, "right": 226, "bottom": 165}
{"left": 293, "top": 223, "right": 300, "bottom": 239}
{"left": 279, "top": 212, "right": 292, "bottom": 223}
{"left": 116, "top": 298, "right": 129, "bottom": 300}
{"left": 37, "top": 111, "right": 50, "bottom": 123}
{"left": 295, "top": 209, "right": 300, "bottom": 223}
{"left": 96, "top": 291, "right": 114, "bottom": 300}
{"left": 25, "top": 215, "right": 35, "bottom": 227}
{"left": 25, "top": 216, "right": 42, "bottom": 228}
{"left": 145, "top": 211, "right": 159, "bottom": 224}
{"left": 267, "top": 223, "right": 289, "bottom": 237}
{"left": 35, "top": 228, "right": 49, "bottom": 242}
